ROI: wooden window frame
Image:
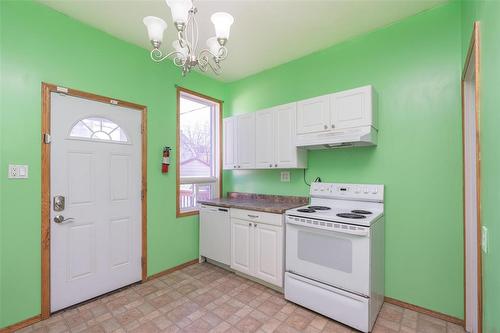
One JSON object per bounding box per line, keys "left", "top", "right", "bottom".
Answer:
{"left": 176, "top": 87, "right": 223, "bottom": 218}
{"left": 40, "top": 83, "right": 148, "bottom": 319}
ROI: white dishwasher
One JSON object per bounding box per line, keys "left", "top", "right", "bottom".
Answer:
{"left": 199, "top": 205, "right": 230, "bottom": 265}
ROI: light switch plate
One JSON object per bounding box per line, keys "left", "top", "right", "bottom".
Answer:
{"left": 280, "top": 171, "right": 290, "bottom": 182}
{"left": 481, "top": 226, "right": 488, "bottom": 254}
{"left": 8, "top": 164, "right": 29, "bottom": 179}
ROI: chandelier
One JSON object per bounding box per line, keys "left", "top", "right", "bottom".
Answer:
{"left": 143, "top": 0, "right": 234, "bottom": 76}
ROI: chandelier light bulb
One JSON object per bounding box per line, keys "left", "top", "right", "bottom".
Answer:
{"left": 210, "top": 12, "right": 234, "bottom": 40}
{"left": 166, "top": 0, "right": 193, "bottom": 25}
{"left": 143, "top": 16, "right": 167, "bottom": 46}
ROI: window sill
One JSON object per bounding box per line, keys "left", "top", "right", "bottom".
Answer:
{"left": 177, "top": 210, "right": 199, "bottom": 218}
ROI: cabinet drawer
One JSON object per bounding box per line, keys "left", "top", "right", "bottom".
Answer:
{"left": 230, "top": 209, "right": 283, "bottom": 226}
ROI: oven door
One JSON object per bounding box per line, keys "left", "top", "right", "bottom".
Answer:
{"left": 286, "top": 217, "right": 370, "bottom": 296}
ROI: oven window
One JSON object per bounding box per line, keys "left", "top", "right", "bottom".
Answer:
{"left": 297, "top": 230, "right": 352, "bottom": 273}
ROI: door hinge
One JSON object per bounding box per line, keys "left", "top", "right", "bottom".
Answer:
{"left": 56, "top": 86, "right": 68, "bottom": 94}
{"left": 43, "top": 133, "right": 51, "bottom": 144}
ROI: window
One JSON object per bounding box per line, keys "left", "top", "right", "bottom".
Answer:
{"left": 177, "top": 88, "right": 221, "bottom": 216}
{"left": 69, "top": 117, "right": 128, "bottom": 143}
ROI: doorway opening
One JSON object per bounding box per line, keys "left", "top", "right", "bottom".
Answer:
{"left": 462, "top": 22, "right": 481, "bottom": 333}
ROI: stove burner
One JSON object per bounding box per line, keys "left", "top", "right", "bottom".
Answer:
{"left": 308, "top": 206, "right": 331, "bottom": 210}
{"left": 337, "top": 213, "right": 366, "bottom": 219}
{"left": 351, "top": 210, "right": 372, "bottom": 215}
{"left": 298, "top": 208, "right": 316, "bottom": 213}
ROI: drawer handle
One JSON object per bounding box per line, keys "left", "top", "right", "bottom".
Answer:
{"left": 247, "top": 214, "right": 259, "bottom": 218}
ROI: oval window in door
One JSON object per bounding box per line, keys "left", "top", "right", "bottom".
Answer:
{"left": 69, "top": 117, "right": 129, "bottom": 143}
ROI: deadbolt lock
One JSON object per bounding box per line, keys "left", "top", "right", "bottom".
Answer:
{"left": 53, "top": 195, "right": 65, "bottom": 212}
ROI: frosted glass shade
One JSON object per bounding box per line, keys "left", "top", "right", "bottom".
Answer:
{"left": 210, "top": 12, "right": 234, "bottom": 39}
{"left": 143, "top": 16, "right": 167, "bottom": 42}
{"left": 166, "top": 0, "right": 192, "bottom": 24}
{"left": 172, "top": 40, "right": 188, "bottom": 57}
{"left": 206, "top": 37, "right": 221, "bottom": 56}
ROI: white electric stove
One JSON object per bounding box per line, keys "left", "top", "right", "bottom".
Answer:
{"left": 284, "top": 182, "right": 384, "bottom": 333}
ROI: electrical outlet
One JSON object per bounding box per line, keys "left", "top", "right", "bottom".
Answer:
{"left": 280, "top": 171, "right": 290, "bottom": 182}
{"left": 482, "top": 226, "right": 488, "bottom": 254}
{"left": 8, "top": 164, "right": 29, "bottom": 179}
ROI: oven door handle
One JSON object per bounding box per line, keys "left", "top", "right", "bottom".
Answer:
{"left": 286, "top": 218, "right": 369, "bottom": 237}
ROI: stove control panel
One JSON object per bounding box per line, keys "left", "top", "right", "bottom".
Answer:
{"left": 310, "top": 182, "right": 384, "bottom": 202}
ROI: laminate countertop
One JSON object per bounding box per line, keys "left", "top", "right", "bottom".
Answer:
{"left": 198, "top": 192, "right": 308, "bottom": 214}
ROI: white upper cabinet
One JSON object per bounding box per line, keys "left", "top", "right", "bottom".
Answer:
{"left": 223, "top": 117, "right": 236, "bottom": 170}
{"left": 224, "top": 105, "right": 306, "bottom": 170}
{"left": 274, "top": 103, "right": 305, "bottom": 168}
{"left": 330, "top": 85, "right": 375, "bottom": 130}
{"left": 255, "top": 109, "right": 275, "bottom": 168}
{"left": 236, "top": 113, "right": 256, "bottom": 169}
{"left": 296, "top": 95, "right": 330, "bottom": 134}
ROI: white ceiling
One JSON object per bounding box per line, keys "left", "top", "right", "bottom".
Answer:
{"left": 38, "top": 0, "right": 446, "bottom": 82}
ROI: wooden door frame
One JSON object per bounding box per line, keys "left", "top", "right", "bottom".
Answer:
{"left": 41, "top": 83, "right": 148, "bottom": 319}
{"left": 175, "top": 86, "right": 223, "bottom": 218}
{"left": 461, "top": 22, "right": 481, "bottom": 332}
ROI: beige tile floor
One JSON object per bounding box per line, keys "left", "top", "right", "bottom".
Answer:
{"left": 17, "top": 263, "right": 465, "bottom": 333}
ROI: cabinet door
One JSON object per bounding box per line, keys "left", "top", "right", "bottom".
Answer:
{"left": 274, "top": 103, "right": 297, "bottom": 168}
{"left": 330, "top": 85, "right": 373, "bottom": 130}
{"left": 236, "top": 113, "right": 256, "bottom": 169}
{"left": 255, "top": 109, "right": 275, "bottom": 168}
{"left": 296, "top": 95, "right": 330, "bottom": 134}
{"left": 223, "top": 117, "right": 237, "bottom": 170}
{"left": 231, "top": 218, "right": 253, "bottom": 275}
{"left": 254, "top": 223, "right": 283, "bottom": 287}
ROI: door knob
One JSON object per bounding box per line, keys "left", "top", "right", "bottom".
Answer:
{"left": 54, "top": 215, "right": 75, "bottom": 224}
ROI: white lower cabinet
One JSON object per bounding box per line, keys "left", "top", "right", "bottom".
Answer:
{"left": 230, "top": 218, "right": 253, "bottom": 275}
{"left": 254, "top": 223, "right": 283, "bottom": 286}
{"left": 230, "top": 209, "right": 284, "bottom": 287}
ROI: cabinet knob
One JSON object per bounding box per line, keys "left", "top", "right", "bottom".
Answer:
{"left": 324, "top": 124, "right": 328, "bottom": 129}
{"left": 254, "top": 223, "right": 257, "bottom": 227}
{"left": 269, "top": 164, "right": 272, "bottom": 168}
{"left": 275, "top": 164, "right": 278, "bottom": 167}
{"left": 238, "top": 165, "right": 241, "bottom": 168}
{"left": 248, "top": 222, "right": 252, "bottom": 226}
{"left": 331, "top": 124, "right": 335, "bottom": 129}
{"left": 233, "top": 165, "right": 236, "bottom": 168}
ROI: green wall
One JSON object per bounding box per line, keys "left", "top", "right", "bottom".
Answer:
{"left": 461, "top": 1, "right": 500, "bottom": 331}
{"left": 223, "top": 3, "right": 464, "bottom": 318}
{"left": 4, "top": 0, "right": 497, "bottom": 328}
{"left": 0, "top": 1, "right": 226, "bottom": 327}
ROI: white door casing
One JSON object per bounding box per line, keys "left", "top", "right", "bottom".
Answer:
{"left": 50, "top": 93, "right": 142, "bottom": 312}
{"left": 463, "top": 33, "right": 480, "bottom": 333}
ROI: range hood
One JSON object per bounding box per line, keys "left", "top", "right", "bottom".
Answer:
{"left": 295, "top": 126, "right": 377, "bottom": 150}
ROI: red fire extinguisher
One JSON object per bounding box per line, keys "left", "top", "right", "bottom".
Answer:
{"left": 162, "top": 147, "right": 171, "bottom": 174}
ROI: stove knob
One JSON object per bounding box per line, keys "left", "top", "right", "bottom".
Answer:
{"left": 363, "top": 188, "right": 369, "bottom": 194}
{"left": 371, "top": 188, "right": 378, "bottom": 194}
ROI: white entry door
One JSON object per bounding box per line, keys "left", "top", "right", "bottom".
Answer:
{"left": 50, "top": 93, "right": 142, "bottom": 312}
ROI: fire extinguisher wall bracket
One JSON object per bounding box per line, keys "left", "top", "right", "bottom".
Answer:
{"left": 162, "top": 146, "right": 171, "bottom": 174}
